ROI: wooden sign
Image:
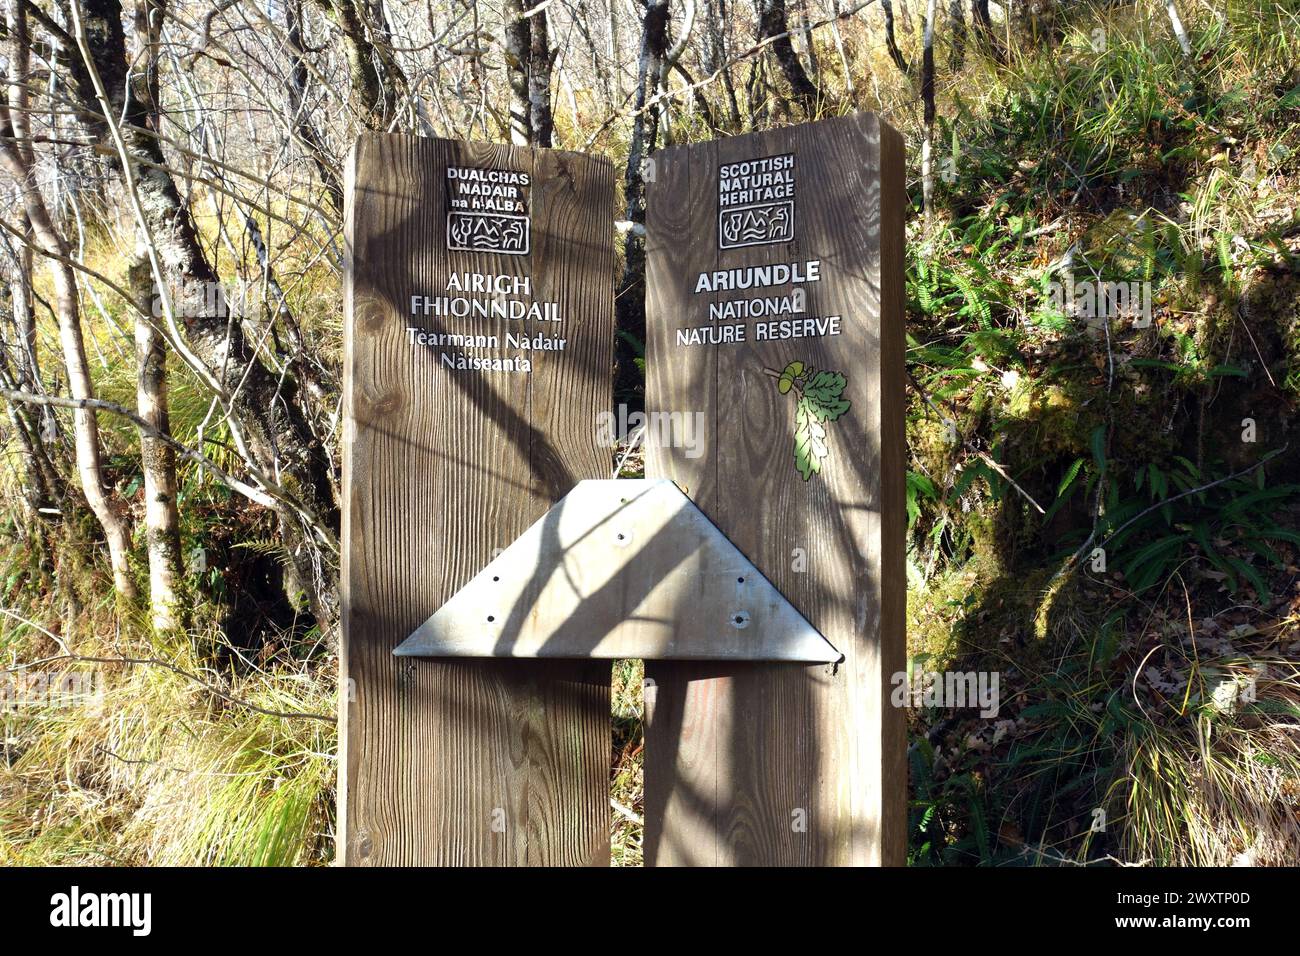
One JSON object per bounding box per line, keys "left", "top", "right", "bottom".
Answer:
{"left": 342, "top": 135, "right": 614, "bottom": 865}
{"left": 643, "top": 113, "right": 907, "bottom": 865}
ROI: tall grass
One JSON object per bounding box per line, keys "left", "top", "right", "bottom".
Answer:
{"left": 0, "top": 579, "right": 334, "bottom": 866}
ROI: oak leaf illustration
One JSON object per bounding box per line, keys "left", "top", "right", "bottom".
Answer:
{"left": 770, "top": 361, "right": 851, "bottom": 481}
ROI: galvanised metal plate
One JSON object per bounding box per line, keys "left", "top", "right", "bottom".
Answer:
{"left": 394, "top": 479, "right": 839, "bottom": 662}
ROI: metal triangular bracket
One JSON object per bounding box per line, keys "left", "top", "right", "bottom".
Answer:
{"left": 394, "top": 479, "right": 840, "bottom": 662}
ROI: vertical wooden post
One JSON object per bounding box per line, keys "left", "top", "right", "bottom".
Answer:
{"left": 643, "top": 114, "right": 907, "bottom": 865}
{"left": 342, "top": 135, "right": 615, "bottom": 865}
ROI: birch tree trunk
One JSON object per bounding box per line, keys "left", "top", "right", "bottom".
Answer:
{"left": 659, "top": 0, "right": 697, "bottom": 143}
{"left": 1165, "top": 1, "right": 1193, "bottom": 57}
{"left": 505, "top": 0, "right": 532, "bottom": 144}
{"left": 8, "top": 232, "right": 40, "bottom": 388}
{"left": 615, "top": 0, "right": 669, "bottom": 403}
{"left": 0, "top": 292, "right": 62, "bottom": 522}
{"left": 0, "top": 363, "right": 57, "bottom": 523}
{"left": 1, "top": 0, "right": 135, "bottom": 598}
{"left": 0, "top": 224, "right": 64, "bottom": 518}
{"left": 795, "top": 0, "right": 819, "bottom": 84}
{"left": 828, "top": 0, "right": 855, "bottom": 96}
{"left": 529, "top": 4, "right": 554, "bottom": 146}
{"left": 0, "top": 206, "right": 131, "bottom": 591}
{"left": 132, "top": 255, "right": 183, "bottom": 631}
{"left": 286, "top": 0, "right": 343, "bottom": 213}
{"left": 131, "top": 0, "right": 182, "bottom": 631}
{"left": 607, "top": 0, "right": 624, "bottom": 102}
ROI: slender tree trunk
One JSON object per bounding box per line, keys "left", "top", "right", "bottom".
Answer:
{"left": 285, "top": 0, "right": 343, "bottom": 213}
{"left": 0, "top": 380, "right": 52, "bottom": 520}
{"left": 131, "top": 0, "right": 183, "bottom": 631}
{"left": 623, "top": 0, "right": 670, "bottom": 237}
{"left": 505, "top": 0, "right": 532, "bottom": 144}
{"left": 829, "top": 0, "right": 855, "bottom": 96}
{"left": 9, "top": 232, "right": 41, "bottom": 387}
{"left": 672, "top": 61, "right": 717, "bottom": 130}
{"left": 882, "top": 0, "right": 910, "bottom": 76}
{"left": 0, "top": 226, "right": 64, "bottom": 514}
{"left": 755, "top": 0, "right": 818, "bottom": 112}
{"left": 131, "top": 254, "right": 183, "bottom": 630}
{"left": 529, "top": 5, "right": 554, "bottom": 146}
{"left": 658, "top": 0, "right": 696, "bottom": 143}
{"left": 615, "top": 0, "right": 669, "bottom": 406}
{"left": 1164, "top": 0, "right": 1192, "bottom": 57}
{"left": 0, "top": 171, "right": 136, "bottom": 597}
{"left": 607, "top": 0, "right": 623, "bottom": 103}
{"left": 712, "top": 0, "right": 743, "bottom": 128}
{"left": 0, "top": 347, "right": 61, "bottom": 521}
{"left": 570, "top": 0, "right": 612, "bottom": 113}
{"left": 795, "top": 0, "right": 819, "bottom": 83}
{"left": 921, "top": 0, "right": 937, "bottom": 217}
{"left": 746, "top": 52, "right": 772, "bottom": 128}
{"left": 311, "top": 0, "right": 408, "bottom": 128}
{"left": 949, "top": 0, "right": 965, "bottom": 71}
{"left": 2, "top": 0, "right": 135, "bottom": 598}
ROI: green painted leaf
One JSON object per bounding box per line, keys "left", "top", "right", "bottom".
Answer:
{"left": 794, "top": 399, "right": 829, "bottom": 481}
{"left": 802, "top": 370, "right": 851, "bottom": 421}
{"left": 778, "top": 363, "right": 851, "bottom": 481}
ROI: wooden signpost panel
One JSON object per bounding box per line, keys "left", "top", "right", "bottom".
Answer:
{"left": 643, "top": 114, "right": 907, "bottom": 865}
{"left": 342, "top": 135, "right": 615, "bottom": 865}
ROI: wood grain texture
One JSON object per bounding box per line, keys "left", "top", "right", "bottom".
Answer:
{"left": 342, "top": 134, "right": 614, "bottom": 866}
{"left": 643, "top": 114, "right": 907, "bottom": 866}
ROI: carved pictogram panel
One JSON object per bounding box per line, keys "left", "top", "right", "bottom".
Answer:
{"left": 717, "top": 153, "right": 795, "bottom": 249}
{"left": 446, "top": 166, "right": 531, "bottom": 254}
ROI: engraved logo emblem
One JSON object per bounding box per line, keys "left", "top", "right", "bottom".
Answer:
{"left": 446, "top": 166, "right": 531, "bottom": 255}
{"left": 718, "top": 153, "right": 795, "bottom": 250}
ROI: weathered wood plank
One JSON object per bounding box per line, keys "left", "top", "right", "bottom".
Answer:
{"left": 642, "top": 137, "right": 729, "bottom": 866}
{"left": 643, "top": 114, "right": 907, "bottom": 866}
{"left": 341, "top": 134, "right": 614, "bottom": 866}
